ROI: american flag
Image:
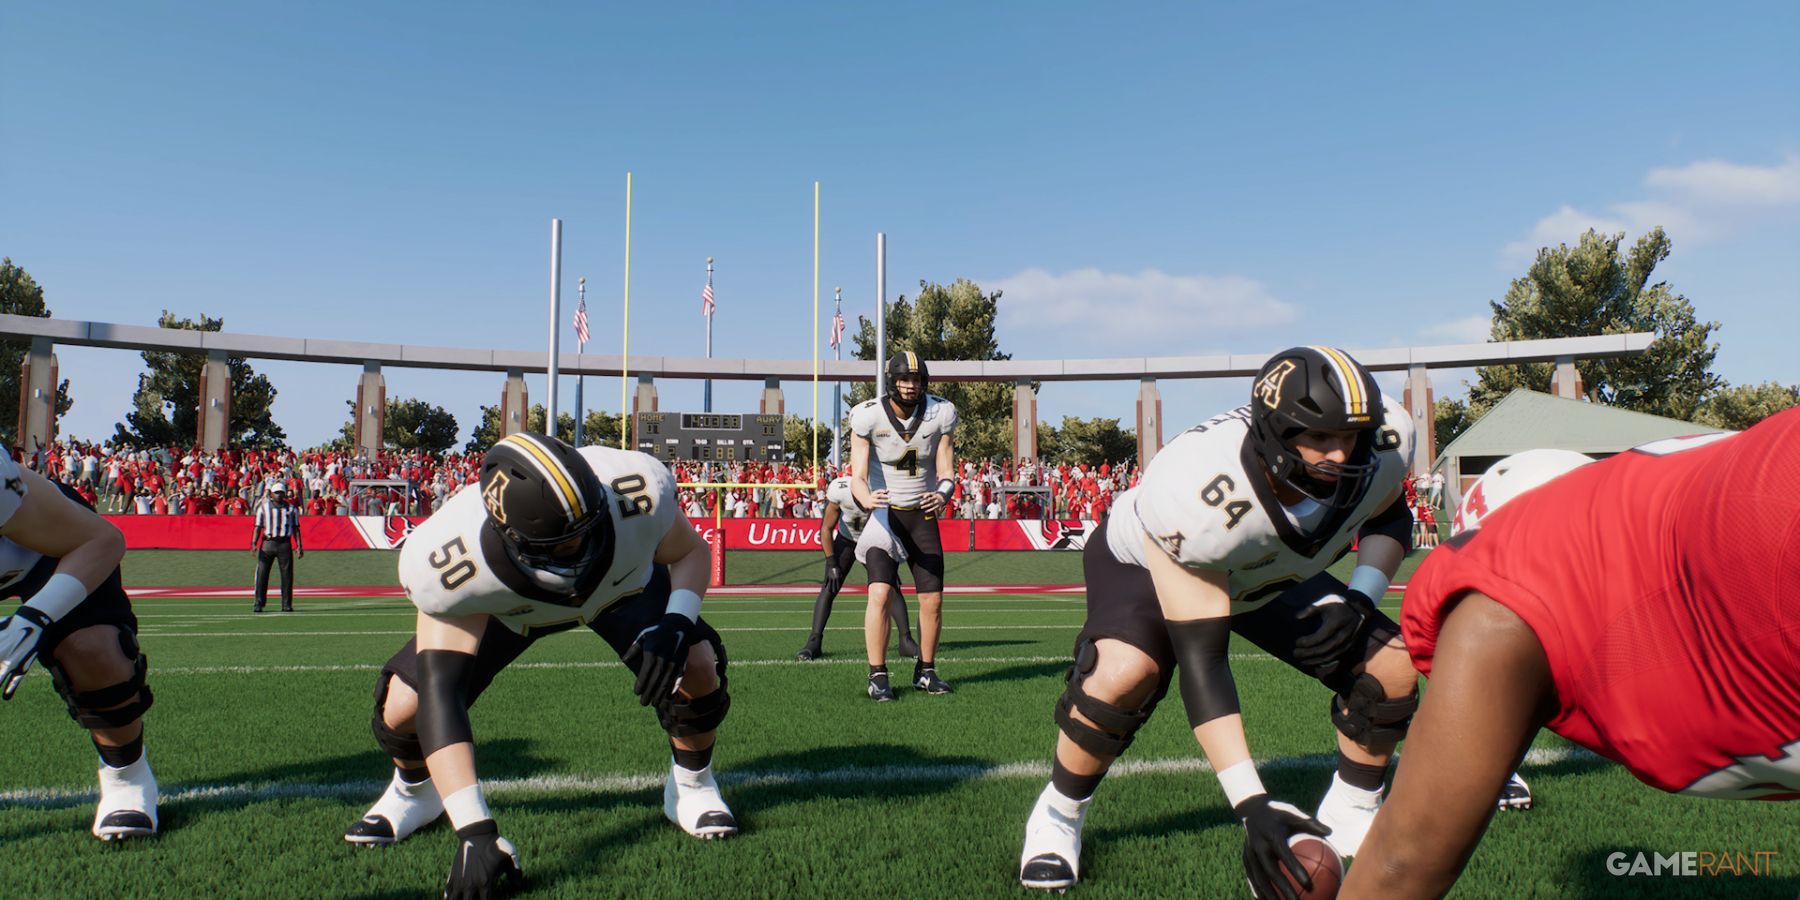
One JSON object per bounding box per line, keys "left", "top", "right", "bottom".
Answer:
{"left": 702, "top": 281, "right": 715, "bottom": 317}
{"left": 573, "top": 298, "right": 589, "bottom": 345}
{"left": 829, "top": 309, "right": 846, "bottom": 349}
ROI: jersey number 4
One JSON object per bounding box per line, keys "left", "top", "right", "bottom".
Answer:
{"left": 1201, "top": 474, "right": 1253, "bottom": 530}
{"left": 894, "top": 448, "right": 921, "bottom": 477}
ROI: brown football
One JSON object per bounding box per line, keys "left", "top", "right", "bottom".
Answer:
{"left": 1282, "top": 835, "right": 1344, "bottom": 900}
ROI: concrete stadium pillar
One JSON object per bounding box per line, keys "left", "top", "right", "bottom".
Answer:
{"left": 1551, "top": 355, "right": 1585, "bottom": 399}
{"left": 1012, "top": 380, "right": 1037, "bottom": 466}
{"left": 16, "top": 337, "right": 57, "bottom": 456}
{"left": 500, "top": 369, "right": 528, "bottom": 437}
{"left": 632, "top": 374, "right": 658, "bottom": 450}
{"left": 353, "top": 362, "right": 385, "bottom": 454}
{"left": 1136, "top": 378, "right": 1163, "bottom": 467}
{"left": 196, "top": 350, "right": 231, "bottom": 452}
{"left": 1401, "top": 363, "right": 1436, "bottom": 477}
{"left": 759, "top": 378, "right": 784, "bottom": 416}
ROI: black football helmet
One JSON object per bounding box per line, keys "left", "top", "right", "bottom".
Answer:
{"left": 480, "top": 432, "right": 610, "bottom": 579}
{"left": 885, "top": 351, "right": 929, "bottom": 412}
{"left": 1248, "top": 346, "right": 1386, "bottom": 510}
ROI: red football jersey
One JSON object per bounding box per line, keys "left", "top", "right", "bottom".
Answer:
{"left": 1404, "top": 408, "right": 1800, "bottom": 800}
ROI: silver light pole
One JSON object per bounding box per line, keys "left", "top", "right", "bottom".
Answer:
{"left": 547, "top": 218, "right": 562, "bottom": 437}
{"left": 573, "top": 276, "right": 586, "bottom": 446}
{"left": 875, "top": 233, "right": 886, "bottom": 406}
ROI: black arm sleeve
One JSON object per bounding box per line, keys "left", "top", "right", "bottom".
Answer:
{"left": 1167, "top": 617, "right": 1240, "bottom": 728}
{"left": 416, "top": 649, "right": 478, "bottom": 757}
{"left": 1357, "top": 491, "right": 1413, "bottom": 551}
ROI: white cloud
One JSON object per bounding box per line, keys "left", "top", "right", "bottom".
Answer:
{"left": 1420, "top": 314, "right": 1492, "bottom": 344}
{"left": 1503, "top": 155, "right": 1800, "bottom": 263}
{"left": 1646, "top": 156, "right": 1800, "bottom": 207}
{"left": 991, "top": 267, "right": 1297, "bottom": 354}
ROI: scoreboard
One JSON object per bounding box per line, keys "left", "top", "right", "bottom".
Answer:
{"left": 634, "top": 412, "right": 786, "bottom": 462}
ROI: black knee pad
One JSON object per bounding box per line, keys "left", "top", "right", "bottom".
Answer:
{"left": 370, "top": 673, "right": 425, "bottom": 762}
{"left": 659, "top": 636, "right": 730, "bottom": 737}
{"left": 1054, "top": 638, "right": 1153, "bottom": 758}
{"left": 1331, "top": 673, "right": 1418, "bottom": 746}
{"left": 48, "top": 628, "right": 154, "bottom": 730}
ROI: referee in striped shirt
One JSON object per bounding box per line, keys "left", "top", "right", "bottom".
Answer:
{"left": 251, "top": 483, "right": 303, "bottom": 613}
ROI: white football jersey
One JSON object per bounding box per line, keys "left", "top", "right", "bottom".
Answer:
{"left": 849, "top": 395, "right": 957, "bottom": 508}
{"left": 399, "top": 446, "right": 678, "bottom": 635}
{"left": 0, "top": 454, "right": 26, "bottom": 530}
{"left": 825, "top": 476, "right": 868, "bottom": 541}
{"left": 1107, "top": 398, "right": 1415, "bottom": 614}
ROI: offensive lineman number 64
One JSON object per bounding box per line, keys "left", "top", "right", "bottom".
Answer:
{"left": 1201, "top": 474, "right": 1253, "bottom": 530}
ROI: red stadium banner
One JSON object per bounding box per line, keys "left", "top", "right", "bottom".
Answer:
{"left": 102, "top": 516, "right": 1103, "bottom": 552}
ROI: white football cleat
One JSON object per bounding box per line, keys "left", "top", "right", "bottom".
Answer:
{"left": 663, "top": 761, "right": 738, "bottom": 839}
{"left": 93, "top": 753, "right": 158, "bottom": 841}
{"left": 1315, "top": 772, "right": 1384, "bottom": 858}
{"left": 344, "top": 769, "right": 444, "bottom": 845}
{"left": 1498, "top": 772, "right": 1533, "bottom": 810}
{"left": 1019, "top": 783, "right": 1091, "bottom": 890}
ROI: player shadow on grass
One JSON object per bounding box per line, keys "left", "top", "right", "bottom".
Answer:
{"left": 952, "top": 661, "right": 1069, "bottom": 687}
{"left": 935, "top": 638, "right": 1038, "bottom": 652}
{"left": 502, "top": 742, "right": 991, "bottom": 893}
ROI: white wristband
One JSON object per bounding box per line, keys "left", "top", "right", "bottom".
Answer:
{"left": 1216, "top": 759, "right": 1267, "bottom": 808}
{"left": 666, "top": 588, "right": 702, "bottom": 624}
{"left": 442, "top": 783, "right": 492, "bottom": 830}
{"left": 1348, "top": 565, "right": 1390, "bottom": 600}
{"left": 25, "top": 573, "right": 89, "bottom": 622}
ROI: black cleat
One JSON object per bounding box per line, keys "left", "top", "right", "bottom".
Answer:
{"left": 1498, "top": 772, "right": 1533, "bottom": 810}
{"left": 796, "top": 641, "right": 823, "bottom": 661}
{"left": 913, "top": 665, "right": 953, "bottom": 694}
{"left": 867, "top": 672, "right": 896, "bottom": 702}
{"left": 1020, "top": 853, "right": 1077, "bottom": 891}
{"left": 344, "top": 815, "right": 397, "bottom": 844}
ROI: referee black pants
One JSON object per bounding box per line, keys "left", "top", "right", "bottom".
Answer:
{"left": 254, "top": 538, "right": 295, "bottom": 611}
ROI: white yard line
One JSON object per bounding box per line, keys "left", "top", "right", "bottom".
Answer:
{"left": 0, "top": 747, "right": 1590, "bottom": 808}
{"left": 147, "top": 653, "right": 1278, "bottom": 676}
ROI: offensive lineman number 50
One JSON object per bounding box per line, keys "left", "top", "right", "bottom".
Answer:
{"left": 429, "top": 536, "right": 478, "bottom": 590}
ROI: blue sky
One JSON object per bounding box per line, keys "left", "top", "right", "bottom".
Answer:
{"left": 4, "top": 1, "right": 1797, "bottom": 449}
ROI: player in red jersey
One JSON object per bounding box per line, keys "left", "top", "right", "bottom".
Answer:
{"left": 1343, "top": 411, "right": 1800, "bottom": 899}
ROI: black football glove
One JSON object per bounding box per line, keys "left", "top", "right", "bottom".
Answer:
{"left": 823, "top": 558, "right": 844, "bottom": 595}
{"left": 1292, "top": 590, "right": 1371, "bottom": 675}
{"left": 0, "top": 606, "right": 53, "bottom": 700}
{"left": 622, "top": 613, "right": 694, "bottom": 708}
{"left": 1235, "top": 794, "right": 1331, "bottom": 900}
{"left": 444, "top": 820, "right": 523, "bottom": 900}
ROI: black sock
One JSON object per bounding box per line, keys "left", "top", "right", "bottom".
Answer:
{"left": 671, "top": 741, "right": 714, "bottom": 771}
{"left": 397, "top": 764, "right": 432, "bottom": 785}
{"left": 1337, "top": 749, "right": 1388, "bottom": 792}
{"left": 94, "top": 733, "right": 145, "bottom": 769}
{"left": 869, "top": 665, "right": 888, "bottom": 678}
{"left": 1051, "top": 758, "right": 1105, "bottom": 801}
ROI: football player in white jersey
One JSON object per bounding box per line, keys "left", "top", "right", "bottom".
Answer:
{"left": 0, "top": 453, "right": 157, "bottom": 840}
{"left": 1019, "top": 347, "right": 1424, "bottom": 898}
{"left": 794, "top": 474, "right": 918, "bottom": 661}
{"left": 849, "top": 352, "right": 958, "bottom": 700}
{"left": 342, "top": 433, "right": 736, "bottom": 898}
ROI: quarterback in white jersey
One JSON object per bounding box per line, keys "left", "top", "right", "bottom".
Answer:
{"left": 794, "top": 476, "right": 917, "bottom": 661}
{"left": 850, "top": 351, "right": 958, "bottom": 699}
{"left": 344, "top": 433, "right": 737, "bottom": 898}
{"left": 1020, "top": 347, "right": 1425, "bottom": 898}
{"left": 0, "top": 453, "right": 156, "bottom": 841}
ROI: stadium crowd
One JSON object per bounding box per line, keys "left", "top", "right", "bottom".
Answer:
{"left": 16, "top": 440, "right": 1448, "bottom": 524}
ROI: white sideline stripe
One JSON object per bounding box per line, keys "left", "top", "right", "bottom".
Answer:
{"left": 0, "top": 747, "right": 1590, "bottom": 808}
{"left": 146, "top": 653, "right": 1278, "bottom": 677}
{"left": 127, "top": 607, "right": 1087, "bottom": 620}
{"left": 136, "top": 624, "right": 1096, "bottom": 638}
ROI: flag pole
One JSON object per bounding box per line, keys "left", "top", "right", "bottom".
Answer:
{"left": 619, "top": 172, "right": 632, "bottom": 450}
{"left": 574, "top": 276, "right": 586, "bottom": 446}
{"left": 703, "top": 257, "right": 714, "bottom": 413}
{"left": 548, "top": 219, "right": 562, "bottom": 436}
{"left": 811, "top": 181, "right": 820, "bottom": 482}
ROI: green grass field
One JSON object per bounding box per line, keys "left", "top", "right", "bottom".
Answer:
{"left": 2, "top": 550, "right": 1794, "bottom": 898}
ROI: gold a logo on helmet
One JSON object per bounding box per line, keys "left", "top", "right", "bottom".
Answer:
{"left": 1255, "top": 359, "right": 1299, "bottom": 410}
{"left": 483, "top": 470, "right": 511, "bottom": 524}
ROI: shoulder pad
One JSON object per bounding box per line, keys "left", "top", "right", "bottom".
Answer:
{"left": 0, "top": 455, "right": 26, "bottom": 530}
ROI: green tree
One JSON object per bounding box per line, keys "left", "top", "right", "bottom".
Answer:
{"left": 1037, "top": 415, "right": 1136, "bottom": 466}
{"left": 113, "top": 311, "right": 284, "bottom": 447}
{"left": 465, "top": 403, "right": 581, "bottom": 453}
{"left": 1467, "top": 228, "right": 1721, "bottom": 422}
{"left": 849, "top": 278, "right": 1017, "bottom": 461}
{"left": 1694, "top": 381, "right": 1798, "bottom": 431}
{"left": 581, "top": 410, "right": 626, "bottom": 448}
{"left": 0, "top": 259, "right": 73, "bottom": 446}
{"left": 1433, "top": 397, "right": 1474, "bottom": 454}
{"left": 783, "top": 414, "right": 836, "bottom": 469}
{"left": 336, "top": 397, "right": 459, "bottom": 453}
